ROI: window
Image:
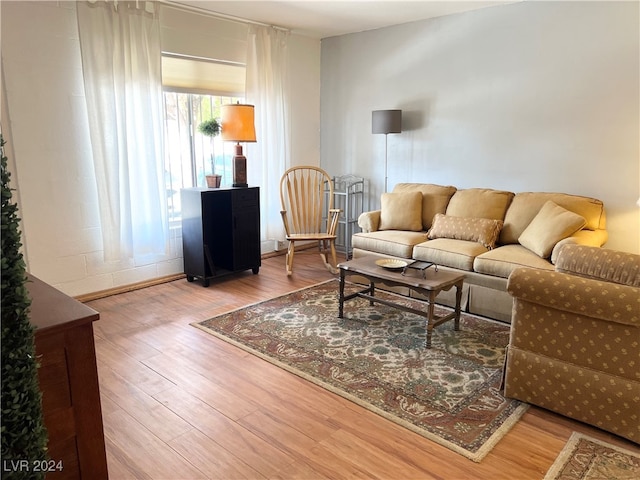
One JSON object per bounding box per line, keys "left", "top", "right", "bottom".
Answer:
{"left": 161, "top": 55, "right": 245, "bottom": 226}
{"left": 163, "top": 92, "right": 242, "bottom": 225}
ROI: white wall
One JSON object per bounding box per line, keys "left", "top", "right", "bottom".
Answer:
{"left": 320, "top": 1, "right": 639, "bottom": 254}
{"left": 289, "top": 35, "right": 321, "bottom": 167}
{"left": 2, "top": 1, "right": 111, "bottom": 296}
{"left": 1, "top": 1, "right": 322, "bottom": 296}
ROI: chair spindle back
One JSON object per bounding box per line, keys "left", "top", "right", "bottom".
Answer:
{"left": 280, "top": 166, "right": 334, "bottom": 235}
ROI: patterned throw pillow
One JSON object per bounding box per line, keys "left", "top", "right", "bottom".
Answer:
{"left": 426, "top": 213, "right": 503, "bottom": 249}
{"left": 519, "top": 201, "right": 586, "bottom": 258}
{"left": 379, "top": 191, "right": 423, "bottom": 231}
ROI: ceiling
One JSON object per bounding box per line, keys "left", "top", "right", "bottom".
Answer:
{"left": 171, "top": 1, "right": 517, "bottom": 39}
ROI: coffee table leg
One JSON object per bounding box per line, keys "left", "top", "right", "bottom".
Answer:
{"left": 425, "top": 291, "right": 436, "bottom": 348}
{"left": 338, "top": 269, "right": 345, "bottom": 318}
{"left": 454, "top": 281, "right": 462, "bottom": 331}
{"left": 369, "top": 281, "right": 375, "bottom": 306}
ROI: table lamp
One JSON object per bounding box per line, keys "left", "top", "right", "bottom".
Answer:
{"left": 221, "top": 103, "right": 257, "bottom": 187}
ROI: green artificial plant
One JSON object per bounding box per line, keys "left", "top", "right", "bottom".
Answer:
{"left": 1, "top": 134, "right": 48, "bottom": 479}
{"left": 197, "top": 118, "right": 221, "bottom": 175}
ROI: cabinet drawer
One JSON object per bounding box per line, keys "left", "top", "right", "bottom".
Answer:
{"left": 233, "top": 188, "right": 259, "bottom": 207}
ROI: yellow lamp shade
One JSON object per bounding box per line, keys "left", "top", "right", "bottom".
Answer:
{"left": 221, "top": 104, "right": 257, "bottom": 142}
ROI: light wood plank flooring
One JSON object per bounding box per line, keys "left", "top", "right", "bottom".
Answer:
{"left": 88, "top": 249, "right": 638, "bottom": 479}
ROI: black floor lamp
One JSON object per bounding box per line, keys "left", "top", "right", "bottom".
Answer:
{"left": 372, "top": 109, "right": 402, "bottom": 193}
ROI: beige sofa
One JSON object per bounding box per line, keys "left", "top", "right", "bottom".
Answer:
{"left": 504, "top": 244, "right": 639, "bottom": 443}
{"left": 353, "top": 184, "right": 607, "bottom": 322}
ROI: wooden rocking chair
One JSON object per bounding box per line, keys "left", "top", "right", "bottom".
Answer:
{"left": 279, "top": 166, "right": 341, "bottom": 275}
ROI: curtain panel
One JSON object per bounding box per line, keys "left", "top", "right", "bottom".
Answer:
{"left": 245, "top": 25, "right": 290, "bottom": 242}
{"left": 77, "top": 0, "right": 168, "bottom": 262}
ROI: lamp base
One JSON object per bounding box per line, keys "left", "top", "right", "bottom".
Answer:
{"left": 232, "top": 144, "right": 248, "bottom": 188}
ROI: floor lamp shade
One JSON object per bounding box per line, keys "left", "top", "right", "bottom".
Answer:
{"left": 372, "top": 110, "right": 402, "bottom": 134}
{"left": 372, "top": 110, "right": 402, "bottom": 193}
{"left": 221, "top": 104, "right": 257, "bottom": 187}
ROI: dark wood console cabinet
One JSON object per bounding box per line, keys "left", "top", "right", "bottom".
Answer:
{"left": 27, "top": 275, "right": 108, "bottom": 479}
{"left": 181, "top": 186, "right": 261, "bottom": 287}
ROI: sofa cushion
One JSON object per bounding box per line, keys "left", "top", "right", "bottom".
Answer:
{"left": 555, "top": 244, "right": 640, "bottom": 287}
{"left": 412, "top": 238, "right": 488, "bottom": 271}
{"left": 352, "top": 230, "right": 426, "bottom": 258}
{"left": 427, "top": 214, "right": 503, "bottom": 250}
{"left": 393, "top": 183, "right": 457, "bottom": 230}
{"left": 518, "top": 201, "right": 586, "bottom": 258}
{"left": 500, "top": 192, "right": 606, "bottom": 245}
{"left": 445, "top": 188, "right": 514, "bottom": 221}
{"left": 474, "top": 244, "right": 554, "bottom": 279}
{"left": 379, "top": 191, "right": 423, "bottom": 231}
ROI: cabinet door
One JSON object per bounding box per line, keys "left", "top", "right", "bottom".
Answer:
{"left": 232, "top": 205, "right": 261, "bottom": 270}
{"left": 206, "top": 190, "right": 233, "bottom": 271}
{"left": 231, "top": 188, "right": 260, "bottom": 271}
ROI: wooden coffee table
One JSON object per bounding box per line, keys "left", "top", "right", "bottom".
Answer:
{"left": 338, "top": 257, "right": 465, "bottom": 348}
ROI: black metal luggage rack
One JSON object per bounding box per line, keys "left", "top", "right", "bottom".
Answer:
{"left": 402, "top": 260, "right": 438, "bottom": 279}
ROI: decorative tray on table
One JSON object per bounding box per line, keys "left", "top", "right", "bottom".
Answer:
{"left": 402, "top": 260, "right": 438, "bottom": 278}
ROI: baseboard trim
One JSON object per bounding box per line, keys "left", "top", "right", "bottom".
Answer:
{"left": 74, "top": 273, "right": 186, "bottom": 303}
{"left": 74, "top": 247, "right": 305, "bottom": 303}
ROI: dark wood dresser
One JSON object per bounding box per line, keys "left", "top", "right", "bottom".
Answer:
{"left": 27, "top": 275, "right": 108, "bottom": 479}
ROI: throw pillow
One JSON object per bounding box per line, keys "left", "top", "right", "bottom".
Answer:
{"left": 379, "top": 191, "right": 423, "bottom": 231}
{"left": 518, "top": 201, "right": 586, "bottom": 258}
{"left": 426, "top": 213, "right": 503, "bottom": 249}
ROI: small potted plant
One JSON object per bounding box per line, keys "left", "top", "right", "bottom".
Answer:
{"left": 198, "top": 118, "right": 221, "bottom": 188}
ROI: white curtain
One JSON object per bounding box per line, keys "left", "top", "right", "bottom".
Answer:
{"left": 245, "top": 25, "right": 290, "bottom": 242}
{"left": 77, "top": 1, "right": 168, "bottom": 262}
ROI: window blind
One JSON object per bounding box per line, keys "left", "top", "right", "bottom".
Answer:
{"left": 161, "top": 55, "right": 245, "bottom": 96}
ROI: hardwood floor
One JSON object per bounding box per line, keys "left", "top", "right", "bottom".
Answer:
{"left": 88, "top": 250, "right": 638, "bottom": 479}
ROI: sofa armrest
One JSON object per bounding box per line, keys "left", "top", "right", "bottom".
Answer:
{"left": 358, "top": 210, "right": 381, "bottom": 233}
{"left": 550, "top": 229, "right": 609, "bottom": 264}
{"left": 554, "top": 244, "right": 639, "bottom": 287}
{"left": 507, "top": 267, "right": 640, "bottom": 327}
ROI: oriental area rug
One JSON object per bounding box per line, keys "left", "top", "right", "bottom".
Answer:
{"left": 192, "top": 280, "right": 528, "bottom": 462}
{"left": 544, "top": 432, "right": 640, "bottom": 479}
